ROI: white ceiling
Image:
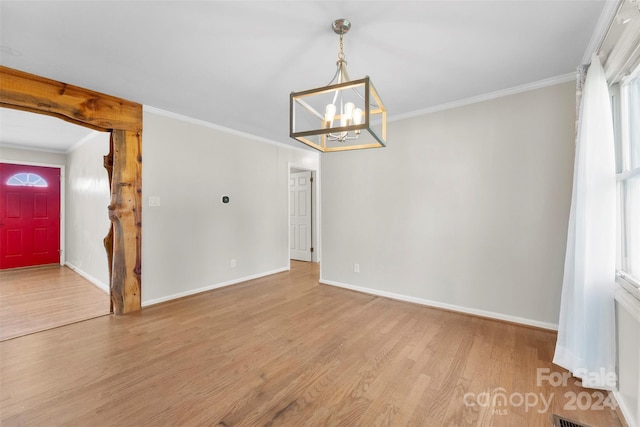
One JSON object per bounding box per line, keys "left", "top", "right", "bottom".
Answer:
{"left": 0, "top": 1, "right": 613, "bottom": 152}
{"left": 0, "top": 108, "right": 96, "bottom": 152}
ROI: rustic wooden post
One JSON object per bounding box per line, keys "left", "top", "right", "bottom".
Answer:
{"left": 0, "top": 65, "right": 143, "bottom": 314}
{"left": 108, "top": 129, "right": 142, "bottom": 313}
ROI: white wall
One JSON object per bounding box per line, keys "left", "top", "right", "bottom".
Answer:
{"left": 64, "top": 131, "right": 111, "bottom": 291}
{"left": 0, "top": 146, "right": 66, "bottom": 166}
{"left": 141, "top": 109, "right": 319, "bottom": 305}
{"left": 320, "top": 81, "right": 576, "bottom": 328}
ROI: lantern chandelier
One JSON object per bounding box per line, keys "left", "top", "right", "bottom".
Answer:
{"left": 290, "top": 19, "right": 387, "bottom": 152}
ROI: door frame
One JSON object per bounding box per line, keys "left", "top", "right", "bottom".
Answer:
{"left": 0, "top": 66, "right": 143, "bottom": 314}
{"left": 0, "top": 160, "right": 65, "bottom": 266}
{"left": 288, "top": 162, "right": 320, "bottom": 266}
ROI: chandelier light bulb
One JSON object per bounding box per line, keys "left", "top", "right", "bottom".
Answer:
{"left": 324, "top": 103, "right": 336, "bottom": 127}
{"left": 344, "top": 102, "right": 355, "bottom": 123}
{"left": 353, "top": 107, "right": 363, "bottom": 125}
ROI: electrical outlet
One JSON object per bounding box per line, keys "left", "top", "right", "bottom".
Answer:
{"left": 230, "top": 259, "right": 236, "bottom": 268}
{"left": 354, "top": 263, "right": 360, "bottom": 273}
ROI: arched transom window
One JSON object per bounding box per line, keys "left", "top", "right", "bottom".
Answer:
{"left": 6, "top": 172, "right": 48, "bottom": 187}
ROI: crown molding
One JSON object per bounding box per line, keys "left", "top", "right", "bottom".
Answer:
{"left": 146, "top": 71, "right": 577, "bottom": 147}
{"left": 143, "top": 106, "right": 316, "bottom": 155}
{"left": 389, "top": 72, "right": 576, "bottom": 123}
{"left": 0, "top": 142, "right": 67, "bottom": 154}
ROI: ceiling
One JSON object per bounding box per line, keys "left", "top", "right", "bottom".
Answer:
{"left": 0, "top": 1, "right": 613, "bottom": 152}
{"left": 0, "top": 107, "right": 96, "bottom": 152}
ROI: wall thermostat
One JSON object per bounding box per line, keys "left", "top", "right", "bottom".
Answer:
{"left": 221, "top": 195, "right": 230, "bottom": 204}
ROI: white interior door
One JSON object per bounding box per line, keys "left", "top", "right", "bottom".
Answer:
{"left": 290, "top": 170, "right": 312, "bottom": 261}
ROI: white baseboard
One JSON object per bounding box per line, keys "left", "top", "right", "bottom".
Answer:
{"left": 65, "top": 262, "right": 109, "bottom": 294}
{"left": 319, "top": 278, "right": 558, "bottom": 331}
{"left": 142, "top": 267, "right": 290, "bottom": 308}
{"left": 613, "top": 390, "right": 637, "bottom": 427}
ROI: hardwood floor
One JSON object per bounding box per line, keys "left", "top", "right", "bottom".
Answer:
{"left": 0, "top": 265, "right": 111, "bottom": 341}
{"left": 0, "top": 262, "right": 625, "bottom": 426}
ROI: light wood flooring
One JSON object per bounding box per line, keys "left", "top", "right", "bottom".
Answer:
{"left": 0, "top": 265, "right": 111, "bottom": 341}
{"left": 0, "top": 262, "right": 625, "bottom": 426}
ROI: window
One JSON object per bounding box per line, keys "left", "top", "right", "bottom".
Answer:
{"left": 6, "top": 172, "right": 48, "bottom": 187}
{"left": 613, "top": 67, "right": 640, "bottom": 293}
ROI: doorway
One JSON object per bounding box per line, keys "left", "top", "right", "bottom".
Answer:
{"left": 0, "top": 66, "right": 143, "bottom": 314}
{"left": 289, "top": 166, "right": 318, "bottom": 263}
{"left": 0, "top": 163, "right": 61, "bottom": 269}
{"left": 0, "top": 109, "right": 112, "bottom": 340}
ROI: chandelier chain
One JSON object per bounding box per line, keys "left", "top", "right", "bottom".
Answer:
{"left": 338, "top": 33, "right": 345, "bottom": 61}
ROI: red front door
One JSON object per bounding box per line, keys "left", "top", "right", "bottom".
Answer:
{"left": 0, "top": 163, "right": 61, "bottom": 269}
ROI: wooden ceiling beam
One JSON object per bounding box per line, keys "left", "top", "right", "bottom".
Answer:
{"left": 0, "top": 65, "right": 142, "bottom": 132}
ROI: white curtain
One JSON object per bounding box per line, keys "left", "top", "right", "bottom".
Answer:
{"left": 553, "top": 54, "right": 617, "bottom": 390}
